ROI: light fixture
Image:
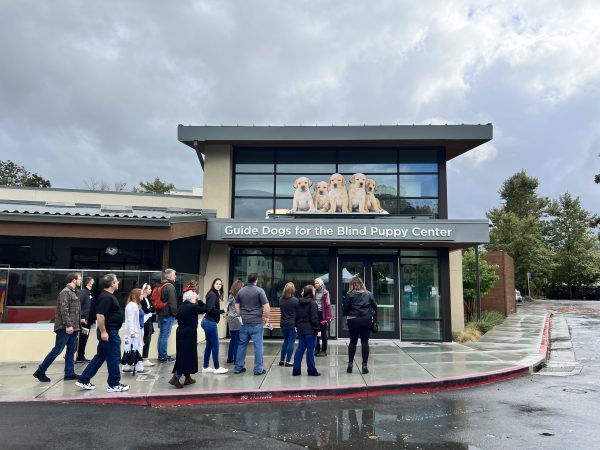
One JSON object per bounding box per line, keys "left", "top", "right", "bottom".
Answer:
{"left": 105, "top": 246, "right": 119, "bottom": 256}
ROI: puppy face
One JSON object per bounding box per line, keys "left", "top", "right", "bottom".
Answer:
{"left": 314, "top": 181, "right": 328, "bottom": 195}
{"left": 293, "top": 176, "right": 312, "bottom": 193}
{"left": 366, "top": 179, "right": 378, "bottom": 193}
{"left": 349, "top": 173, "right": 367, "bottom": 189}
{"left": 328, "top": 173, "right": 346, "bottom": 191}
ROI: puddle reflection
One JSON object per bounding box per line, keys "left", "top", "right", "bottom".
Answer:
{"left": 202, "top": 401, "right": 478, "bottom": 449}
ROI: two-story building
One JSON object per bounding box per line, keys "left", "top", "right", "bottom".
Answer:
{"left": 178, "top": 124, "right": 492, "bottom": 342}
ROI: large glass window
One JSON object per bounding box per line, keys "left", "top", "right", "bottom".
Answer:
{"left": 277, "top": 149, "right": 336, "bottom": 174}
{"left": 232, "top": 147, "right": 440, "bottom": 218}
{"left": 400, "top": 256, "right": 441, "bottom": 340}
{"left": 231, "top": 248, "right": 329, "bottom": 305}
{"left": 234, "top": 149, "right": 274, "bottom": 173}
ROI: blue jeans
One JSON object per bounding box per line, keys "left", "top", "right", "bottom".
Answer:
{"left": 227, "top": 330, "right": 240, "bottom": 362}
{"left": 201, "top": 318, "right": 220, "bottom": 369}
{"left": 293, "top": 334, "right": 318, "bottom": 375}
{"left": 280, "top": 326, "right": 296, "bottom": 363}
{"left": 38, "top": 329, "right": 78, "bottom": 376}
{"left": 79, "top": 330, "right": 121, "bottom": 387}
{"left": 235, "top": 323, "right": 264, "bottom": 374}
{"left": 157, "top": 316, "right": 175, "bottom": 359}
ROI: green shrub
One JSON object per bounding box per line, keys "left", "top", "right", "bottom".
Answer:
{"left": 454, "top": 311, "right": 505, "bottom": 342}
{"left": 473, "top": 310, "right": 505, "bottom": 334}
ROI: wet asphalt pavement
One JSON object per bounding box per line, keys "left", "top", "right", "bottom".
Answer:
{"left": 2, "top": 300, "right": 599, "bottom": 449}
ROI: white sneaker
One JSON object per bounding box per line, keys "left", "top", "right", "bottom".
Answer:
{"left": 143, "top": 360, "right": 155, "bottom": 367}
{"left": 136, "top": 368, "right": 151, "bottom": 375}
{"left": 75, "top": 381, "right": 96, "bottom": 390}
{"left": 106, "top": 383, "right": 130, "bottom": 393}
{"left": 202, "top": 367, "right": 215, "bottom": 373}
{"left": 214, "top": 367, "right": 229, "bottom": 375}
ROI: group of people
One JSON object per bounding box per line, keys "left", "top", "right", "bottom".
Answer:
{"left": 33, "top": 270, "right": 182, "bottom": 392}
{"left": 33, "top": 268, "right": 379, "bottom": 393}
{"left": 275, "top": 275, "right": 378, "bottom": 376}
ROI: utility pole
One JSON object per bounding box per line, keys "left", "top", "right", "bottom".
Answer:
{"left": 475, "top": 245, "right": 481, "bottom": 320}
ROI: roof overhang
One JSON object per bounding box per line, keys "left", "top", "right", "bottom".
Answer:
{"left": 178, "top": 124, "right": 493, "bottom": 161}
{"left": 0, "top": 202, "right": 216, "bottom": 241}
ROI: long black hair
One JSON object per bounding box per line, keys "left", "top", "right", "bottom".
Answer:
{"left": 206, "top": 277, "right": 224, "bottom": 300}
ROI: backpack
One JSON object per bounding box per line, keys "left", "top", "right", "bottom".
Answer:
{"left": 151, "top": 282, "right": 171, "bottom": 311}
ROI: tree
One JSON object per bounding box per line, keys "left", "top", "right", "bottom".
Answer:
{"left": 133, "top": 177, "right": 175, "bottom": 194}
{"left": 462, "top": 248, "right": 499, "bottom": 320}
{"left": 487, "top": 171, "right": 553, "bottom": 296}
{"left": 496, "top": 169, "right": 548, "bottom": 218}
{"left": 547, "top": 193, "right": 600, "bottom": 299}
{"left": 84, "top": 178, "right": 128, "bottom": 192}
{"left": 0, "top": 160, "right": 51, "bottom": 187}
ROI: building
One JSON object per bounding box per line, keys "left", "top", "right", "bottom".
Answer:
{"left": 0, "top": 124, "right": 491, "bottom": 361}
{"left": 178, "top": 124, "right": 491, "bottom": 341}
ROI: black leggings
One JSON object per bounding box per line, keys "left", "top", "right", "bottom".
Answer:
{"left": 347, "top": 315, "right": 372, "bottom": 364}
{"left": 142, "top": 320, "right": 154, "bottom": 359}
{"left": 316, "top": 311, "right": 328, "bottom": 353}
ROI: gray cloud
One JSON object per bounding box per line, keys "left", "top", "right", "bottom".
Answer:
{"left": 1, "top": 0, "right": 599, "bottom": 218}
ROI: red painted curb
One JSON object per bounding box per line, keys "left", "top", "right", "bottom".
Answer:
{"left": 38, "top": 364, "right": 530, "bottom": 407}
{"left": 539, "top": 312, "right": 552, "bottom": 359}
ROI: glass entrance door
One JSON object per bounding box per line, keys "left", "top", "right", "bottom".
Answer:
{"left": 338, "top": 256, "right": 399, "bottom": 339}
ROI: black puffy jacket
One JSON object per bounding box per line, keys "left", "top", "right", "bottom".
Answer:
{"left": 295, "top": 297, "right": 320, "bottom": 335}
{"left": 342, "top": 290, "right": 377, "bottom": 318}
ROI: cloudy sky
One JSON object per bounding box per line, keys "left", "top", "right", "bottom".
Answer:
{"left": 1, "top": 0, "right": 599, "bottom": 218}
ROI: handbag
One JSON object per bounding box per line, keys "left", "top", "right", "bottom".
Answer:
{"left": 371, "top": 317, "right": 379, "bottom": 333}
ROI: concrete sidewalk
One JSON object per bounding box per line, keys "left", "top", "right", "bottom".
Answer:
{"left": 0, "top": 305, "right": 549, "bottom": 406}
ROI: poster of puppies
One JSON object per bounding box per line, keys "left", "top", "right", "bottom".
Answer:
{"left": 289, "top": 173, "right": 388, "bottom": 214}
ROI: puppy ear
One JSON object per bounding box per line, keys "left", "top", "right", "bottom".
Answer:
{"left": 350, "top": 174, "right": 356, "bottom": 184}
{"left": 342, "top": 177, "right": 347, "bottom": 186}
{"left": 307, "top": 177, "right": 313, "bottom": 187}
{"left": 293, "top": 178, "right": 299, "bottom": 188}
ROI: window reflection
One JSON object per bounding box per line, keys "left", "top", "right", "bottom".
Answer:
{"left": 234, "top": 198, "right": 274, "bottom": 219}
{"left": 277, "top": 149, "right": 336, "bottom": 173}
{"left": 399, "top": 174, "right": 438, "bottom": 197}
{"left": 231, "top": 249, "right": 329, "bottom": 306}
{"left": 235, "top": 174, "right": 274, "bottom": 196}
{"left": 234, "top": 149, "right": 274, "bottom": 173}
{"left": 398, "top": 199, "right": 438, "bottom": 217}
{"left": 232, "top": 148, "right": 440, "bottom": 218}
{"left": 338, "top": 149, "right": 397, "bottom": 173}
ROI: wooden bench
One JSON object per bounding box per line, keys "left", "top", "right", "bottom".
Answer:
{"left": 267, "top": 307, "right": 281, "bottom": 330}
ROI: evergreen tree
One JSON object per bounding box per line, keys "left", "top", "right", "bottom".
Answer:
{"left": 547, "top": 193, "right": 600, "bottom": 299}
{"left": 0, "top": 160, "right": 51, "bottom": 187}
{"left": 133, "top": 177, "right": 175, "bottom": 194}
{"left": 486, "top": 171, "right": 552, "bottom": 296}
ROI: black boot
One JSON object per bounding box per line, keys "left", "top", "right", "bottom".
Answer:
{"left": 347, "top": 362, "right": 353, "bottom": 373}
{"left": 362, "top": 363, "right": 369, "bottom": 374}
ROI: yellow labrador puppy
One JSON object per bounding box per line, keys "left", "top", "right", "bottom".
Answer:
{"left": 365, "top": 179, "right": 385, "bottom": 213}
{"left": 312, "top": 181, "right": 330, "bottom": 212}
{"left": 348, "top": 173, "right": 369, "bottom": 213}
{"left": 291, "top": 176, "right": 316, "bottom": 213}
{"left": 328, "top": 173, "right": 349, "bottom": 213}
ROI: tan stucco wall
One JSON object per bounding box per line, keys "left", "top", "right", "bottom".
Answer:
{"left": 201, "top": 144, "right": 233, "bottom": 218}
{"left": 0, "top": 324, "right": 209, "bottom": 363}
{"left": 199, "top": 144, "right": 233, "bottom": 337}
{"left": 201, "top": 243, "right": 231, "bottom": 338}
{"left": 0, "top": 186, "right": 203, "bottom": 209}
{"left": 449, "top": 249, "right": 465, "bottom": 333}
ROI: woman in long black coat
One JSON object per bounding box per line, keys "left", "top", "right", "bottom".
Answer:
{"left": 169, "top": 290, "right": 207, "bottom": 388}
